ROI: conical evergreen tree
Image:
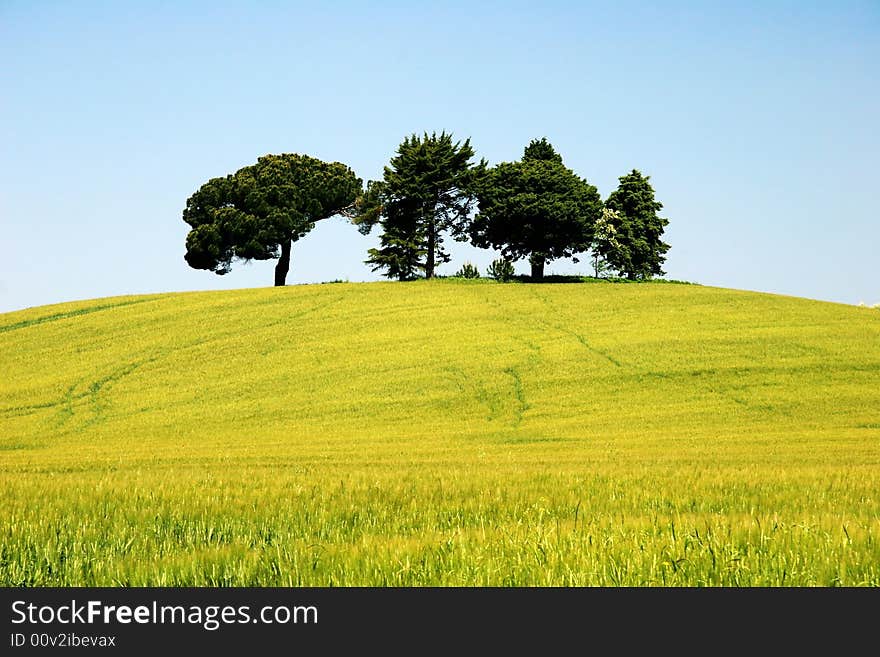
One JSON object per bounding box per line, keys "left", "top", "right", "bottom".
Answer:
{"left": 603, "top": 169, "right": 670, "bottom": 279}
{"left": 356, "top": 132, "right": 485, "bottom": 280}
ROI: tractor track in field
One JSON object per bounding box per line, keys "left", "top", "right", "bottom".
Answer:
{"left": 53, "top": 354, "right": 167, "bottom": 430}
{"left": 442, "top": 291, "right": 539, "bottom": 429}
{"left": 523, "top": 286, "right": 783, "bottom": 416}
{"left": 1, "top": 294, "right": 344, "bottom": 427}
{"left": 503, "top": 366, "right": 528, "bottom": 426}
{"left": 0, "top": 298, "right": 160, "bottom": 334}
{"left": 444, "top": 364, "right": 528, "bottom": 428}
{"left": 1, "top": 353, "right": 167, "bottom": 429}
{"left": 524, "top": 287, "right": 625, "bottom": 368}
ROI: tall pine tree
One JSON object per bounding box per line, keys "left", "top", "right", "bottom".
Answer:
{"left": 354, "top": 132, "right": 485, "bottom": 280}
{"left": 602, "top": 170, "right": 670, "bottom": 279}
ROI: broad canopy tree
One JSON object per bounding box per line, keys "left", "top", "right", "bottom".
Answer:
{"left": 183, "top": 153, "right": 361, "bottom": 286}
{"left": 469, "top": 138, "right": 603, "bottom": 279}
{"left": 354, "top": 132, "right": 485, "bottom": 281}
{"left": 600, "top": 169, "right": 670, "bottom": 279}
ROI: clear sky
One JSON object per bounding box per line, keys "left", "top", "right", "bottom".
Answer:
{"left": 1, "top": 1, "right": 878, "bottom": 313}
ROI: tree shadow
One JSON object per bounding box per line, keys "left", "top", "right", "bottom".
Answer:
{"left": 514, "top": 274, "right": 590, "bottom": 284}
{"left": 513, "top": 275, "right": 696, "bottom": 285}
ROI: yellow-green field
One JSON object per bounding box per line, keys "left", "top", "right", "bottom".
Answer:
{"left": 1, "top": 280, "right": 878, "bottom": 585}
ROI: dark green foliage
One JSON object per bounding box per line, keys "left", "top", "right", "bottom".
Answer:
{"left": 351, "top": 180, "right": 385, "bottom": 236}
{"left": 454, "top": 262, "right": 481, "bottom": 279}
{"left": 355, "top": 132, "right": 486, "bottom": 281}
{"left": 522, "top": 137, "right": 563, "bottom": 164}
{"left": 469, "top": 140, "right": 602, "bottom": 280}
{"left": 183, "top": 154, "right": 361, "bottom": 286}
{"left": 601, "top": 170, "right": 670, "bottom": 280}
{"left": 487, "top": 257, "right": 515, "bottom": 282}
{"left": 364, "top": 204, "right": 426, "bottom": 281}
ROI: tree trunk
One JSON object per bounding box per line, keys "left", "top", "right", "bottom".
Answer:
{"left": 274, "top": 240, "right": 291, "bottom": 286}
{"left": 530, "top": 256, "right": 545, "bottom": 281}
{"left": 426, "top": 219, "right": 435, "bottom": 279}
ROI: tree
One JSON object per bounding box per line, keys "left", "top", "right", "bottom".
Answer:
{"left": 182, "top": 153, "right": 361, "bottom": 286}
{"left": 453, "top": 262, "right": 481, "bottom": 279}
{"left": 487, "top": 257, "right": 515, "bottom": 282}
{"left": 469, "top": 140, "right": 602, "bottom": 280}
{"left": 354, "top": 132, "right": 485, "bottom": 281}
{"left": 602, "top": 170, "right": 670, "bottom": 279}
{"left": 592, "top": 207, "right": 622, "bottom": 278}
{"left": 522, "top": 137, "right": 562, "bottom": 164}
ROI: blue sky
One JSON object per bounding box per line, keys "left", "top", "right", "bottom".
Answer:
{"left": 1, "top": 1, "right": 878, "bottom": 312}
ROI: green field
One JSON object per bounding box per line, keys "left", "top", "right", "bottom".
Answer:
{"left": 1, "top": 280, "right": 878, "bottom": 585}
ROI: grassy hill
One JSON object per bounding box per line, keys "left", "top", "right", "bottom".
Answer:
{"left": 1, "top": 279, "right": 878, "bottom": 585}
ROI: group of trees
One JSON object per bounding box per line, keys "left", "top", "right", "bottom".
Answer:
{"left": 182, "top": 134, "right": 670, "bottom": 286}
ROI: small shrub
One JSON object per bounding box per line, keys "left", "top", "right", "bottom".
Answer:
{"left": 454, "top": 262, "right": 481, "bottom": 279}
{"left": 487, "top": 258, "right": 515, "bottom": 282}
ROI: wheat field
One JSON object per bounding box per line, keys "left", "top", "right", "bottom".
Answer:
{"left": 1, "top": 280, "right": 878, "bottom": 585}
